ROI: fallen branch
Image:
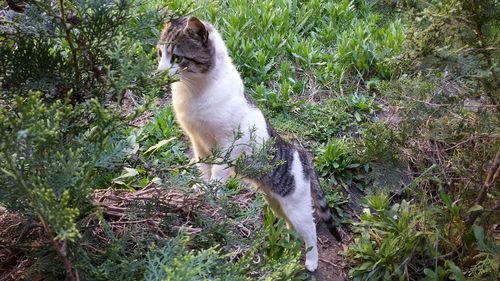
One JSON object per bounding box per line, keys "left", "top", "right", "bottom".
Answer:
{"left": 320, "top": 257, "right": 340, "bottom": 268}
{"left": 40, "top": 219, "right": 79, "bottom": 281}
{"left": 465, "top": 150, "right": 500, "bottom": 227}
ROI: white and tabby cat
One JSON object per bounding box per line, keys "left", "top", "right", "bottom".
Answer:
{"left": 157, "top": 16, "right": 341, "bottom": 271}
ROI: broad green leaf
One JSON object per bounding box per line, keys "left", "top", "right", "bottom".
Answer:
{"left": 423, "top": 268, "right": 437, "bottom": 279}
{"left": 144, "top": 137, "right": 176, "bottom": 155}
{"left": 357, "top": 261, "right": 373, "bottom": 271}
{"left": 467, "top": 204, "right": 483, "bottom": 213}
{"left": 114, "top": 167, "right": 139, "bottom": 181}
{"left": 447, "top": 261, "right": 465, "bottom": 281}
{"left": 439, "top": 191, "right": 452, "bottom": 208}
{"left": 354, "top": 111, "right": 362, "bottom": 122}
{"left": 473, "top": 225, "right": 487, "bottom": 250}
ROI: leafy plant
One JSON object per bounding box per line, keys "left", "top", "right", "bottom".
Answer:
{"left": 316, "top": 138, "right": 363, "bottom": 188}
{"left": 346, "top": 188, "right": 499, "bottom": 281}
{"left": 346, "top": 193, "right": 426, "bottom": 280}
{"left": 145, "top": 235, "right": 238, "bottom": 281}
{"left": 467, "top": 225, "right": 500, "bottom": 280}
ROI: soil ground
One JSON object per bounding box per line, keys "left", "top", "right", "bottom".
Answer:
{"left": 307, "top": 223, "right": 348, "bottom": 281}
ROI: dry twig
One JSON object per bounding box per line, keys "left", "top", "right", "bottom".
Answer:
{"left": 465, "top": 150, "right": 500, "bottom": 226}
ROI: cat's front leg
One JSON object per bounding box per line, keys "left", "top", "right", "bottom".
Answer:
{"left": 191, "top": 139, "right": 212, "bottom": 182}
{"left": 208, "top": 164, "right": 231, "bottom": 195}
{"left": 196, "top": 162, "right": 212, "bottom": 182}
{"left": 209, "top": 139, "right": 249, "bottom": 183}
{"left": 210, "top": 164, "right": 231, "bottom": 183}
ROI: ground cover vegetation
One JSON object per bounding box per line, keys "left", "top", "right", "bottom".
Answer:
{"left": 0, "top": 0, "right": 498, "bottom": 280}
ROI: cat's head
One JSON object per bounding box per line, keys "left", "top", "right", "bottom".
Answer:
{"left": 157, "top": 16, "right": 214, "bottom": 76}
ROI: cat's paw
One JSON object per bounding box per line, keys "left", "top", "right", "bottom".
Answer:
{"left": 191, "top": 182, "right": 223, "bottom": 197}
{"left": 305, "top": 246, "right": 319, "bottom": 272}
{"left": 305, "top": 258, "right": 318, "bottom": 272}
{"left": 191, "top": 183, "right": 204, "bottom": 193}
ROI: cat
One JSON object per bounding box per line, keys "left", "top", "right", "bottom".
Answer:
{"left": 157, "top": 16, "right": 341, "bottom": 272}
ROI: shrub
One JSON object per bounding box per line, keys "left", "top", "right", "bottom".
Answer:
{"left": 0, "top": 92, "right": 119, "bottom": 279}
{"left": 0, "top": 0, "right": 166, "bottom": 279}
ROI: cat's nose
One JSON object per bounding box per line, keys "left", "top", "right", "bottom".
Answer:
{"left": 168, "top": 66, "right": 179, "bottom": 76}
{"left": 157, "top": 62, "right": 169, "bottom": 73}
{"left": 157, "top": 55, "right": 171, "bottom": 72}
{"left": 153, "top": 66, "right": 179, "bottom": 78}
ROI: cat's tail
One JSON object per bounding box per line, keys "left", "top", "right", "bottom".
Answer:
{"left": 310, "top": 168, "right": 342, "bottom": 242}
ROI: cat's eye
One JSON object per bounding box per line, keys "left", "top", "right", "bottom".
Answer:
{"left": 172, "top": 54, "right": 183, "bottom": 64}
{"left": 158, "top": 49, "right": 162, "bottom": 57}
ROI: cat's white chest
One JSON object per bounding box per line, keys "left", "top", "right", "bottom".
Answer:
{"left": 171, "top": 82, "right": 242, "bottom": 145}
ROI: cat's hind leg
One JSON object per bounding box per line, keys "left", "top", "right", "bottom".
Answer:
{"left": 278, "top": 183, "right": 318, "bottom": 272}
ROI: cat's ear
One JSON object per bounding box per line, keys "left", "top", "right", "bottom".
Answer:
{"left": 184, "top": 16, "right": 208, "bottom": 43}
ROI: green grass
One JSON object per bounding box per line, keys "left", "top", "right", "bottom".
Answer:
{"left": 168, "top": 0, "right": 404, "bottom": 101}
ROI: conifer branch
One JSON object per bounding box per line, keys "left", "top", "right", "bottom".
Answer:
{"left": 57, "top": 0, "right": 81, "bottom": 102}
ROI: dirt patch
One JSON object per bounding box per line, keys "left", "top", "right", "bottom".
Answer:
{"left": 304, "top": 223, "right": 349, "bottom": 281}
